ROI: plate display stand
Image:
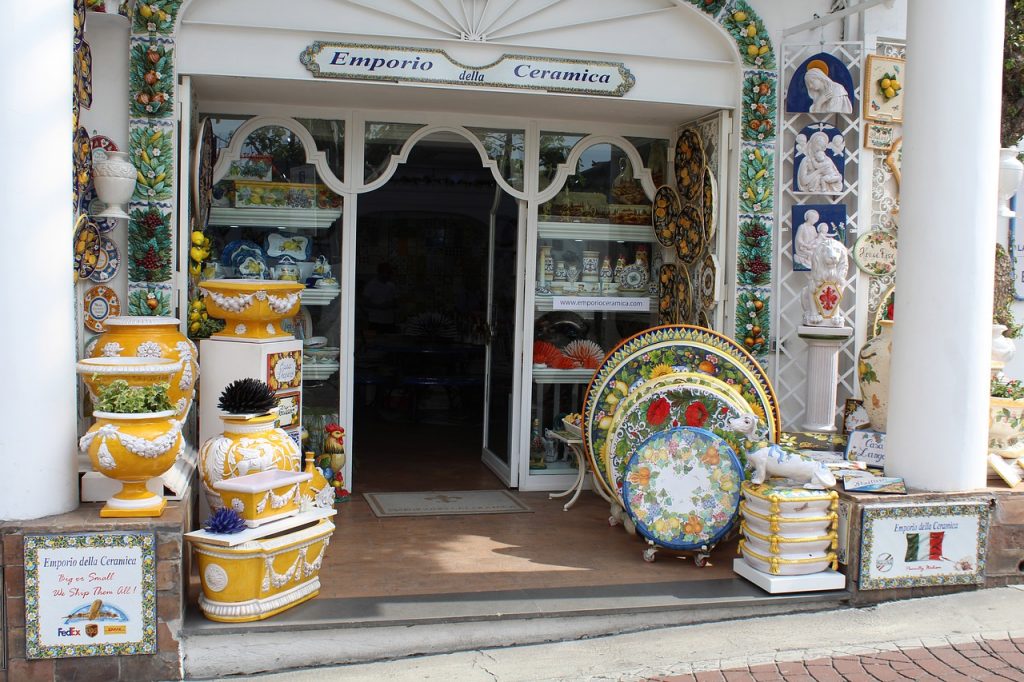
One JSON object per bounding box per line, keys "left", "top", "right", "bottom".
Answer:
{"left": 732, "top": 558, "right": 846, "bottom": 594}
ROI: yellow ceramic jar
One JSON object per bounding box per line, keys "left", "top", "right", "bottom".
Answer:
{"left": 191, "top": 518, "right": 335, "bottom": 622}
{"left": 78, "top": 410, "right": 184, "bottom": 517}
{"left": 199, "top": 412, "right": 302, "bottom": 510}
{"left": 198, "top": 279, "right": 303, "bottom": 342}
{"left": 76, "top": 357, "right": 181, "bottom": 404}
{"left": 88, "top": 316, "right": 199, "bottom": 419}
{"left": 214, "top": 469, "right": 312, "bottom": 527}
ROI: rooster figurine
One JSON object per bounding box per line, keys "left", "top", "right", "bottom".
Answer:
{"left": 322, "top": 423, "right": 350, "bottom": 502}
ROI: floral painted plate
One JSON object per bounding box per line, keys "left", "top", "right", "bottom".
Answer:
{"left": 674, "top": 129, "right": 705, "bottom": 204}
{"left": 88, "top": 235, "right": 120, "bottom": 283}
{"left": 658, "top": 264, "right": 677, "bottom": 325}
{"left": 73, "top": 215, "right": 101, "bottom": 281}
{"left": 675, "top": 267, "right": 692, "bottom": 325}
{"left": 77, "top": 41, "right": 93, "bottom": 109}
{"left": 582, "top": 325, "right": 781, "bottom": 500}
{"left": 698, "top": 253, "right": 718, "bottom": 311}
{"left": 83, "top": 285, "right": 121, "bottom": 333}
{"left": 653, "top": 185, "right": 681, "bottom": 247}
{"left": 73, "top": 126, "right": 92, "bottom": 213}
{"left": 603, "top": 371, "right": 752, "bottom": 502}
{"left": 675, "top": 204, "right": 705, "bottom": 265}
{"left": 702, "top": 168, "right": 717, "bottom": 243}
{"left": 618, "top": 262, "right": 649, "bottom": 292}
{"left": 193, "top": 117, "right": 215, "bottom": 231}
{"left": 621, "top": 426, "right": 743, "bottom": 551}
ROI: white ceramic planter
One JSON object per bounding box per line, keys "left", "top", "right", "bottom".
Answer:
{"left": 741, "top": 481, "right": 837, "bottom": 517}
{"left": 858, "top": 319, "right": 893, "bottom": 431}
{"left": 989, "top": 396, "right": 1024, "bottom": 460}
{"left": 741, "top": 522, "right": 837, "bottom": 556}
{"left": 739, "top": 501, "right": 836, "bottom": 537}
{"left": 93, "top": 151, "right": 137, "bottom": 219}
{"left": 739, "top": 539, "right": 836, "bottom": 576}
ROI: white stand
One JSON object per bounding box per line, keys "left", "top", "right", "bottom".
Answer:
{"left": 797, "top": 326, "right": 853, "bottom": 432}
{"left": 732, "top": 558, "right": 846, "bottom": 594}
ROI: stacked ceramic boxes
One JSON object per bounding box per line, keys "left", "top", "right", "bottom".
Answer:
{"left": 737, "top": 481, "right": 839, "bottom": 576}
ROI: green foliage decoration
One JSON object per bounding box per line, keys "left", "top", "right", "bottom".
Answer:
{"left": 742, "top": 72, "right": 776, "bottom": 142}
{"left": 993, "top": 375, "right": 1024, "bottom": 400}
{"left": 129, "top": 42, "right": 174, "bottom": 118}
{"left": 128, "top": 206, "right": 172, "bottom": 282}
{"left": 1004, "top": 0, "right": 1024, "bottom": 147}
{"left": 127, "top": 288, "right": 172, "bottom": 316}
{"left": 721, "top": 1, "right": 775, "bottom": 70}
{"left": 737, "top": 218, "right": 772, "bottom": 286}
{"left": 686, "top": 0, "right": 727, "bottom": 15}
{"left": 130, "top": 125, "right": 174, "bottom": 201}
{"left": 995, "top": 244, "right": 1022, "bottom": 338}
{"left": 96, "top": 380, "right": 173, "bottom": 413}
{"left": 739, "top": 146, "right": 773, "bottom": 214}
{"left": 132, "top": 0, "right": 182, "bottom": 34}
{"left": 736, "top": 289, "right": 770, "bottom": 357}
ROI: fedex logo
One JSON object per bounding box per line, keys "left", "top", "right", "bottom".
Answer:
{"left": 57, "top": 627, "right": 80, "bottom": 637}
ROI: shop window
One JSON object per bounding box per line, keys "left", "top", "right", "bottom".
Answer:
{"left": 624, "top": 136, "right": 670, "bottom": 188}
{"left": 538, "top": 131, "right": 587, "bottom": 192}
{"left": 207, "top": 114, "right": 252, "bottom": 156}
{"left": 295, "top": 117, "right": 345, "bottom": 183}
{"left": 364, "top": 122, "right": 425, "bottom": 184}
{"left": 465, "top": 127, "right": 525, "bottom": 192}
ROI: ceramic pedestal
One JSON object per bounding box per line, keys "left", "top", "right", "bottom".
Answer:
{"left": 798, "top": 325, "right": 853, "bottom": 432}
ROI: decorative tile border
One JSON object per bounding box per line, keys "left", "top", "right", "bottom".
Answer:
{"left": 736, "top": 286, "right": 770, "bottom": 353}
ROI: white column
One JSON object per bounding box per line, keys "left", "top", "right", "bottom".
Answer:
{"left": 799, "top": 327, "right": 853, "bottom": 432}
{"left": 0, "top": 2, "right": 79, "bottom": 518}
{"left": 885, "top": 0, "right": 1004, "bottom": 491}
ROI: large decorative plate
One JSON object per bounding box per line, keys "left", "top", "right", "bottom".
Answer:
{"left": 674, "top": 204, "right": 704, "bottom": 264}
{"left": 658, "top": 264, "right": 677, "bottom": 325}
{"left": 702, "top": 167, "right": 717, "bottom": 243}
{"left": 675, "top": 267, "right": 692, "bottom": 325}
{"left": 76, "top": 41, "right": 93, "bottom": 110}
{"left": 603, "top": 371, "right": 752, "bottom": 502}
{"left": 621, "top": 427, "right": 743, "bottom": 551}
{"left": 88, "top": 235, "right": 120, "bottom": 283}
{"left": 674, "top": 129, "right": 705, "bottom": 204}
{"left": 583, "top": 325, "right": 781, "bottom": 500}
{"left": 698, "top": 254, "right": 718, "bottom": 311}
{"left": 653, "top": 185, "right": 681, "bottom": 247}
{"left": 852, "top": 230, "right": 897, "bottom": 277}
{"left": 193, "top": 117, "right": 215, "bottom": 231}
{"left": 73, "top": 215, "right": 101, "bottom": 281}
{"left": 73, "top": 126, "right": 92, "bottom": 213}
{"left": 83, "top": 285, "right": 121, "bottom": 333}
{"left": 618, "top": 262, "right": 649, "bottom": 292}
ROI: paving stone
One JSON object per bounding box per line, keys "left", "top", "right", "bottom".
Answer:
{"left": 750, "top": 675, "right": 782, "bottom": 682}
{"left": 997, "top": 650, "right": 1024, "bottom": 668}
{"left": 694, "top": 672, "right": 726, "bottom": 682}
{"left": 722, "top": 672, "right": 753, "bottom": 682}
{"left": 746, "top": 663, "right": 777, "bottom": 674}
{"left": 776, "top": 661, "right": 809, "bottom": 676}
{"left": 862, "top": 663, "right": 902, "bottom": 681}
{"left": 806, "top": 667, "right": 845, "bottom": 682}
{"left": 832, "top": 658, "right": 865, "bottom": 675}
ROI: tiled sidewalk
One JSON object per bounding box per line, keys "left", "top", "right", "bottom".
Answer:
{"left": 654, "top": 636, "right": 1024, "bottom": 681}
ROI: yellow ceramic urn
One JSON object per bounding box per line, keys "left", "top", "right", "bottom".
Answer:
{"left": 88, "top": 316, "right": 199, "bottom": 419}
{"left": 199, "top": 411, "right": 302, "bottom": 510}
{"left": 79, "top": 410, "right": 184, "bottom": 517}
{"left": 198, "top": 279, "right": 303, "bottom": 342}
{"left": 77, "top": 357, "right": 182, "bottom": 404}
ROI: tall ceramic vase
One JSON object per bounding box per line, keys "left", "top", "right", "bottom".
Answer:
{"left": 92, "top": 151, "right": 137, "bottom": 220}
{"left": 199, "top": 412, "right": 302, "bottom": 510}
{"left": 857, "top": 320, "right": 893, "bottom": 431}
{"left": 89, "top": 316, "right": 199, "bottom": 419}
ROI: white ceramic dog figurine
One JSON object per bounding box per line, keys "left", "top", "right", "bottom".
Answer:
{"left": 726, "top": 414, "right": 837, "bottom": 489}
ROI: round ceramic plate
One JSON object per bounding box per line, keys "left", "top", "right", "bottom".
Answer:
{"left": 702, "top": 167, "right": 717, "bottom": 243}
{"left": 193, "top": 117, "right": 215, "bottom": 231}
{"left": 73, "top": 215, "right": 101, "bottom": 281}
{"left": 83, "top": 285, "right": 121, "bottom": 333}
{"left": 94, "top": 217, "right": 118, "bottom": 234}
{"left": 603, "top": 371, "right": 752, "bottom": 502}
{"left": 73, "top": 126, "right": 92, "bottom": 213}
{"left": 674, "top": 129, "right": 705, "bottom": 204}
{"left": 658, "top": 264, "right": 677, "bottom": 325}
{"left": 653, "top": 185, "right": 681, "bottom": 247}
{"left": 618, "top": 262, "right": 649, "bottom": 292}
{"left": 675, "top": 267, "right": 692, "bottom": 324}
{"left": 88, "top": 235, "right": 120, "bottom": 283}
{"left": 582, "top": 325, "right": 782, "bottom": 500}
{"left": 77, "top": 41, "right": 92, "bottom": 109}
{"left": 675, "top": 204, "right": 705, "bottom": 264}
{"left": 621, "top": 426, "right": 743, "bottom": 551}
{"left": 852, "top": 230, "right": 898, "bottom": 277}
{"left": 698, "top": 253, "right": 718, "bottom": 311}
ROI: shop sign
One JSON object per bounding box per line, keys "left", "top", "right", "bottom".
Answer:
{"left": 845, "top": 429, "right": 885, "bottom": 468}
{"left": 858, "top": 501, "right": 989, "bottom": 590}
{"left": 851, "top": 231, "right": 897, "bottom": 277}
{"left": 24, "top": 533, "right": 156, "bottom": 659}
{"left": 300, "top": 42, "right": 635, "bottom": 97}
{"left": 553, "top": 296, "right": 651, "bottom": 312}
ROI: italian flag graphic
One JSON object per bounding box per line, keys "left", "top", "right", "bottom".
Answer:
{"left": 904, "top": 531, "right": 945, "bottom": 562}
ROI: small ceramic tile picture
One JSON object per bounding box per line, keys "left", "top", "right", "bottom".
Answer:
{"left": 791, "top": 204, "right": 847, "bottom": 271}
{"left": 988, "top": 454, "right": 1023, "bottom": 488}
{"left": 793, "top": 123, "right": 845, "bottom": 195}
{"left": 843, "top": 398, "right": 869, "bottom": 434}
{"left": 864, "top": 122, "right": 898, "bottom": 151}
{"left": 864, "top": 54, "right": 905, "bottom": 122}
{"left": 785, "top": 52, "right": 857, "bottom": 115}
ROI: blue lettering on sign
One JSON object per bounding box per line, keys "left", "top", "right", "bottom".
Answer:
{"left": 329, "top": 51, "right": 433, "bottom": 72}
{"left": 513, "top": 63, "right": 611, "bottom": 84}
{"left": 57, "top": 627, "right": 81, "bottom": 637}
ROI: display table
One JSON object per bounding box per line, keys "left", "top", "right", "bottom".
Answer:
{"left": 546, "top": 429, "right": 612, "bottom": 511}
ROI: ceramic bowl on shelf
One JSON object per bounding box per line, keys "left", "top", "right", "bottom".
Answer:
{"left": 739, "top": 501, "right": 836, "bottom": 537}
{"left": 303, "top": 336, "right": 328, "bottom": 348}
{"left": 213, "top": 469, "right": 312, "bottom": 527}
{"left": 199, "top": 279, "right": 304, "bottom": 342}
{"left": 741, "top": 480, "right": 837, "bottom": 517}
{"left": 739, "top": 539, "right": 837, "bottom": 576}
{"left": 305, "top": 347, "right": 340, "bottom": 364}
{"left": 740, "top": 521, "right": 837, "bottom": 556}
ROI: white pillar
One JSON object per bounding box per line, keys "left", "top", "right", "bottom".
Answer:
{"left": 799, "top": 327, "right": 853, "bottom": 432}
{"left": 0, "top": 2, "right": 79, "bottom": 519}
{"left": 885, "top": 0, "right": 1004, "bottom": 491}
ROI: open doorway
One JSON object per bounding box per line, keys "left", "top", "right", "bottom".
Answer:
{"left": 352, "top": 131, "right": 518, "bottom": 492}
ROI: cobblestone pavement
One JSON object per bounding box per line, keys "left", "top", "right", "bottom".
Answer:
{"left": 653, "top": 635, "right": 1024, "bottom": 682}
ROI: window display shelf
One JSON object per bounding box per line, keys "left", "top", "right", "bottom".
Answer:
{"left": 532, "top": 367, "right": 595, "bottom": 384}
{"left": 534, "top": 294, "right": 654, "bottom": 312}
{"left": 209, "top": 207, "right": 341, "bottom": 231}
{"left": 300, "top": 288, "right": 340, "bottom": 306}
{"left": 303, "top": 362, "right": 340, "bottom": 381}
{"left": 538, "top": 221, "right": 655, "bottom": 242}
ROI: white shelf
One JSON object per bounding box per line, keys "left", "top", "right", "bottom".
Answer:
{"left": 534, "top": 294, "right": 654, "bottom": 312}
{"left": 185, "top": 508, "right": 337, "bottom": 548}
{"left": 538, "top": 221, "right": 655, "bottom": 242}
{"left": 532, "top": 367, "right": 595, "bottom": 384}
{"left": 303, "top": 362, "right": 340, "bottom": 381}
{"left": 301, "top": 288, "right": 340, "bottom": 306}
{"left": 209, "top": 207, "right": 342, "bottom": 230}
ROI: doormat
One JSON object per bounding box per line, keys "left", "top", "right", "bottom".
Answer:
{"left": 363, "top": 490, "right": 532, "bottom": 518}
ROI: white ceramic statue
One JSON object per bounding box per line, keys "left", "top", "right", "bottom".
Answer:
{"left": 796, "top": 131, "right": 844, "bottom": 194}
{"left": 726, "top": 415, "right": 837, "bottom": 490}
{"left": 804, "top": 65, "right": 853, "bottom": 114}
{"left": 801, "top": 237, "right": 849, "bottom": 327}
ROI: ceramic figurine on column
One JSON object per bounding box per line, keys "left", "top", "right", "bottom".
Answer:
{"left": 801, "top": 237, "right": 849, "bottom": 327}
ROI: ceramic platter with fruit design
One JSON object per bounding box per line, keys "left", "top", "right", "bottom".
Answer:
{"left": 603, "top": 371, "right": 751, "bottom": 504}
{"left": 88, "top": 235, "right": 120, "bottom": 283}
{"left": 83, "top": 285, "right": 121, "bottom": 333}
{"left": 658, "top": 264, "right": 677, "bottom": 325}
{"left": 73, "top": 215, "right": 101, "bottom": 281}
{"left": 675, "top": 205, "right": 704, "bottom": 264}
{"left": 698, "top": 254, "right": 718, "bottom": 311}
{"left": 582, "top": 325, "right": 781, "bottom": 500}
{"left": 193, "top": 117, "right": 215, "bottom": 231}
{"left": 621, "top": 426, "right": 743, "bottom": 551}
{"left": 653, "top": 185, "right": 680, "bottom": 247}
{"left": 675, "top": 266, "right": 692, "bottom": 324}
{"left": 702, "top": 167, "right": 717, "bottom": 242}
{"left": 73, "top": 126, "right": 92, "bottom": 213}
{"left": 674, "top": 129, "right": 705, "bottom": 204}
